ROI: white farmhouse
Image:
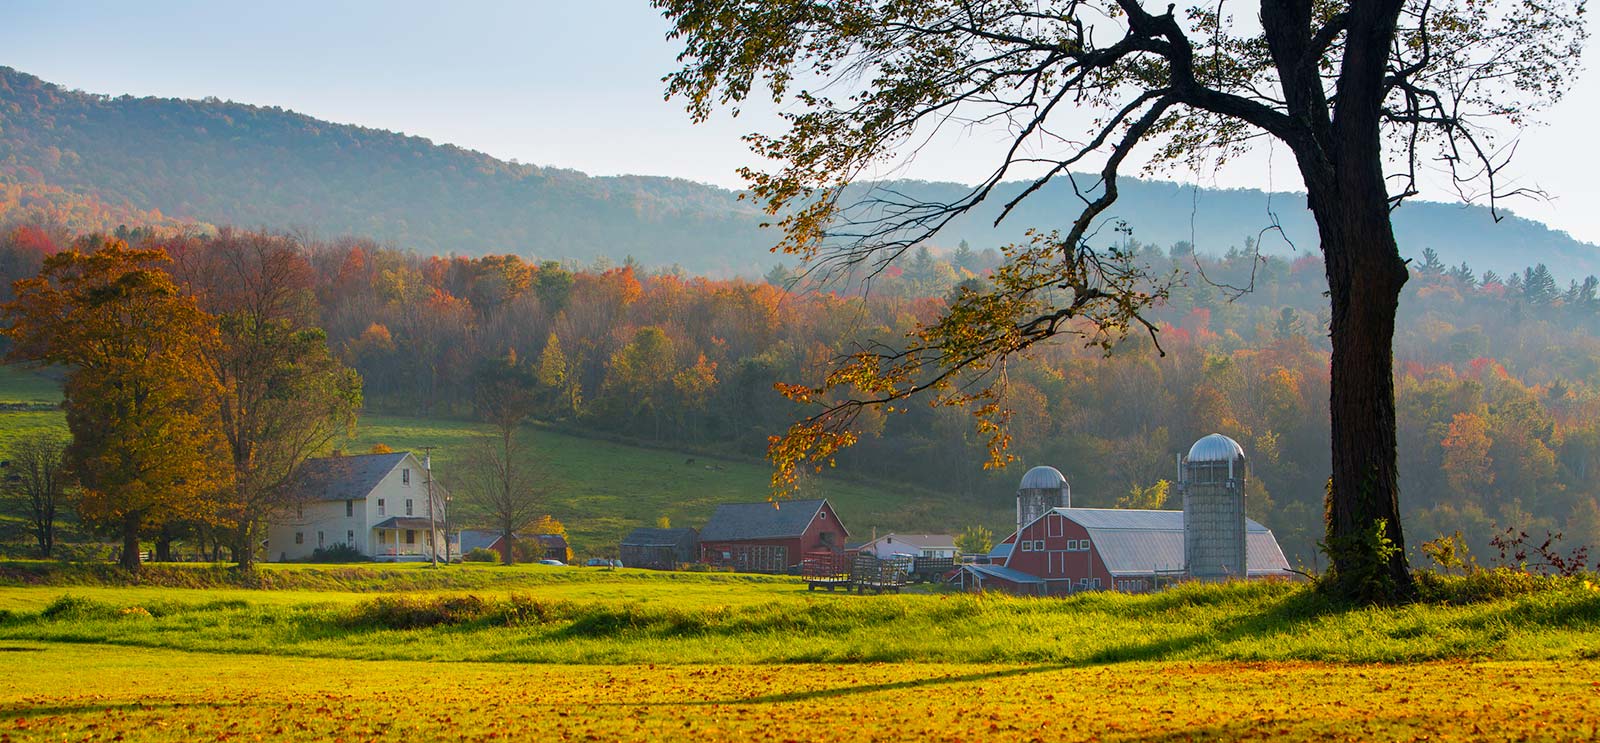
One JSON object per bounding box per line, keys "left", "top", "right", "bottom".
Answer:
{"left": 854, "top": 533, "right": 958, "bottom": 559}
{"left": 267, "top": 451, "right": 447, "bottom": 562}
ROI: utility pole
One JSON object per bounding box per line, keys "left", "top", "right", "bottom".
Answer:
{"left": 422, "top": 445, "right": 439, "bottom": 568}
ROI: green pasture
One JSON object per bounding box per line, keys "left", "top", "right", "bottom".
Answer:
{"left": 0, "top": 565, "right": 1596, "bottom": 666}
{"left": 0, "top": 363, "right": 998, "bottom": 552}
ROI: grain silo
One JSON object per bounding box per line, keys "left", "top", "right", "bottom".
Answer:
{"left": 1179, "top": 433, "right": 1247, "bottom": 579}
{"left": 1017, "top": 465, "right": 1070, "bottom": 534}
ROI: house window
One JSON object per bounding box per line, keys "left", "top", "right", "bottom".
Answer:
{"left": 1078, "top": 578, "right": 1089, "bottom": 590}
{"left": 345, "top": 500, "right": 353, "bottom": 517}
{"left": 1033, "top": 540, "right": 1045, "bottom": 551}
{"left": 1093, "top": 578, "right": 1102, "bottom": 589}
{"left": 296, "top": 503, "right": 303, "bottom": 519}
{"left": 377, "top": 499, "right": 385, "bottom": 516}
{"left": 403, "top": 468, "right": 411, "bottom": 485}
{"left": 1066, "top": 539, "right": 1078, "bottom": 551}
{"left": 405, "top": 530, "right": 416, "bottom": 545}
{"left": 294, "top": 532, "right": 304, "bottom": 545}
{"left": 1080, "top": 539, "right": 1091, "bottom": 552}
{"left": 346, "top": 530, "right": 355, "bottom": 545}
{"left": 406, "top": 499, "right": 414, "bottom": 516}
{"left": 1020, "top": 541, "right": 1032, "bottom": 552}
{"left": 317, "top": 531, "right": 325, "bottom": 547}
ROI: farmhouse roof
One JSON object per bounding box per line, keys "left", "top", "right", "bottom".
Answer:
{"left": 372, "top": 516, "right": 436, "bottom": 530}
{"left": 862, "top": 533, "right": 957, "bottom": 551}
{"left": 621, "top": 527, "right": 698, "bottom": 547}
{"left": 1043, "top": 507, "right": 1291, "bottom": 576}
{"left": 699, "top": 499, "right": 843, "bottom": 541}
{"left": 291, "top": 451, "right": 411, "bottom": 502}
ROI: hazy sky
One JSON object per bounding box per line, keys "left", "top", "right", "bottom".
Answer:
{"left": 4, "top": 0, "right": 1598, "bottom": 243}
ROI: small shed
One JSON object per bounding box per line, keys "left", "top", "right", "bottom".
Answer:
{"left": 698, "top": 498, "right": 848, "bottom": 573}
{"left": 458, "top": 529, "right": 570, "bottom": 563}
{"left": 620, "top": 527, "right": 699, "bottom": 570}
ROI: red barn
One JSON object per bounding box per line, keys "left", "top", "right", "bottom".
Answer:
{"left": 698, "top": 499, "right": 849, "bottom": 573}
{"left": 954, "top": 508, "right": 1292, "bottom": 595}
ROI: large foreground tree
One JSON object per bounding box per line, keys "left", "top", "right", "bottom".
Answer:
{"left": 2, "top": 240, "right": 231, "bottom": 571}
{"left": 658, "top": 0, "right": 1586, "bottom": 602}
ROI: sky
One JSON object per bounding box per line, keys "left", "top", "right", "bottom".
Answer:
{"left": 4, "top": 0, "right": 1598, "bottom": 243}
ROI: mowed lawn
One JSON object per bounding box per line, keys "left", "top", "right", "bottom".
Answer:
{"left": 2, "top": 643, "right": 1597, "bottom": 742}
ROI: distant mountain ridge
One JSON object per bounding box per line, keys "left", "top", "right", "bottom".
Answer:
{"left": 1, "top": 65, "right": 1595, "bottom": 278}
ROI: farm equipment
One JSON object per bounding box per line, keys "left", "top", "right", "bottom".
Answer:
{"left": 907, "top": 555, "right": 956, "bottom": 583}
{"left": 803, "top": 550, "right": 913, "bottom": 593}
{"left": 801, "top": 551, "right": 853, "bottom": 591}
{"left": 849, "top": 552, "right": 911, "bottom": 594}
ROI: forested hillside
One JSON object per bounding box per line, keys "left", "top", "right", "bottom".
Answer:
{"left": 3, "top": 66, "right": 1596, "bottom": 278}
{"left": 4, "top": 225, "right": 1597, "bottom": 565}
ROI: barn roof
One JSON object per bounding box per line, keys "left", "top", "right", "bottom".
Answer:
{"left": 291, "top": 452, "right": 411, "bottom": 502}
{"left": 622, "top": 527, "right": 698, "bottom": 547}
{"left": 988, "top": 543, "right": 1014, "bottom": 560}
{"left": 699, "top": 499, "right": 843, "bottom": 541}
{"left": 1042, "top": 507, "right": 1292, "bottom": 577}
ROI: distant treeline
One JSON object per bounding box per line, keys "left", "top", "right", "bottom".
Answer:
{"left": 3, "top": 220, "right": 1598, "bottom": 566}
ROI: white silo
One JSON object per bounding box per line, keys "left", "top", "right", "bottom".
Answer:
{"left": 1179, "top": 433, "right": 1247, "bottom": 579}
{"left": 1017, "top": 465, "right": 1070, "bottom": 533}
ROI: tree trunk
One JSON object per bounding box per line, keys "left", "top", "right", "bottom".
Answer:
{"left": 120, "top": 515, "right": 142, "bottom": 572}
{"left": 501, "top": 526, "right": 517, "bottom": 566}
{"left": 154, "top": 525, "right": 173, "bottom": 563}
{"left": 235, "top": 522, "right": 258, "bottom": 570}
{"left": 1311, "top": 190, "right": 1416, "bottom": 603}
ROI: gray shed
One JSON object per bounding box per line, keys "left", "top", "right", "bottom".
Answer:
{"left": 619, "top": 527, "right": 699, "bottom": 570}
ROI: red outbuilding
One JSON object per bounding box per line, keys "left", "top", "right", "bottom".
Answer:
{"left": 698, "top": 498, "right": 849, "bottom": 573}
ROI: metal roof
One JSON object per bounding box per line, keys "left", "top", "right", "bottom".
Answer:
{"left": 699, "top": 499, "right": 841, "bottom": 541}
{"left": 458, "top": 529, "right": 501, "bottom": 553}
{"left": 988, "top": 543, "right": 1014, "bottom": 559}
{"left": 291, "top": 452, "right": 412, "bottom": 502}
{"left": 1018, "top": 465, "right": 1068, "bottom": 490}
{"left": 621, "top": 527, "right": 698, "bottom": 547}
{"left": 1187, "top": 433, "right": 1246, "bottom": 463}
{"left": 1040, "top": 507, "right": 1291, "bottom": 577}
{"left": 961, "top": 563, "right": 1045, "bottom": 584}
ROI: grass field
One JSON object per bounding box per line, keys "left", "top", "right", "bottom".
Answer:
{"left": 0, "top": 567, "right": 1596, "bottom": 739}
{"left": 4, "top": 642, "right": 1598, "bottom": 741}
{"left": 0, "top": 363, "right": 1001, "bottom": 552}
{"left": 1, "top": 565, "right": 1597, "bottom": 666}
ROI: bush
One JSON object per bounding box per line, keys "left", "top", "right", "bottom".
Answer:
{"left": 463, "top": 548, "right": 499, "bottom": 563}
{"left": 308, "top": 544, "right": 367, "bottom": 563}
{"left": 345, "top": 595, "right": 494, "bottom": 629}
{"left": 1413, "top": 567, "right": 1579, "bottom": 604}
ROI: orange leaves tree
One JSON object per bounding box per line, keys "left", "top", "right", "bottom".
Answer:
{"left": 658, "top": 0, "right": 1586, "bottom": 603}
{"left": 2, "top": 239, "right": 231, "bottom": 571}
{"left": 170, "top": 230, "right": 362, "bottom": 569}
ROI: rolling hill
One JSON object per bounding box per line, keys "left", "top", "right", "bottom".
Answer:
{"left": 0, "top": 364, "right": 1005, "bottom": 552}
{"left": 2, "top": 65, "right": 1596, "bottom": 278}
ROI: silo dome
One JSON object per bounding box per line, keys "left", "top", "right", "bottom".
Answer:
{"left": 1187, "top": 433, "right": 1245, "bottom": 463}
{"left": 1019, "top": 465, "right": 1067, "bottom": 490}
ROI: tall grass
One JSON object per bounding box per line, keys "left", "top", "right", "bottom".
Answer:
{"left": 5, "top": 578, "right": 1597, "bottom": 665}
